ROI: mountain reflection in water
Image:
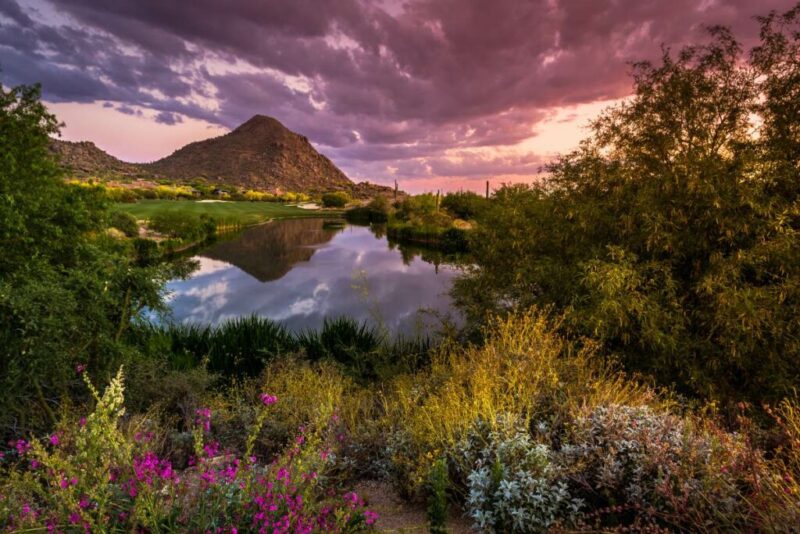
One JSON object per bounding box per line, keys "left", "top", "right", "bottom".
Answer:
{"left": 164, "top": 219, "right": 461, "bottom": 334}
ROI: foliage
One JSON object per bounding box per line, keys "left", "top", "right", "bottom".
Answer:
{"left": 109, "top": 210, "right": 139, "bottom": 237}
{"left": 558, "top": 404, "right": 758, "bottom": 531}
{"left": 344, "top": 196, "right": 391, "bottom": 224}
{"left": 441, "top": 191, "right": 488, "bottom": 220}
{"left": 456, "top": 10, "right": 800, "bottom": 404}
{"left": 148, "top": 211, "right": 217, "bottom": 241}
{"left": 0, "top": 368, "right": 378, "bottom": 532}
{"left": 381, "top": 310, "right": 658, "bottom": 496}
{"left": 426, "top": 458, "right": 449, "bottom": 533}
{"left": 136, "top": 316, "right": 433, "bottom": 384}
{"left": 0, "top": 82, "right": 175, "bottom": 437}
{"left": 322, "top": 192, "right": 350, "bottom": 208}
{"left": 459, "top": 419, "right": 583, "bottom": 533}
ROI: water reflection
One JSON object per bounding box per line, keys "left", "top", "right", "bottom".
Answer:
{"left": 165, "top": 219, "right": 461, "bottom": 334}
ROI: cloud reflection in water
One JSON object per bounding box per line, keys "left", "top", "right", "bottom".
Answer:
{"left": 165, "top": 220, "right": 460, "bottom": 335}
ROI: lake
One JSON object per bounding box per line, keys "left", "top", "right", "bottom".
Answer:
{"left": 163, "top": 218, "right": 462, "bottom": 334}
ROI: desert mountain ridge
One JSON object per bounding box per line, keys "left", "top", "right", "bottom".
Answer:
{"left": 49, "top": 115, "right": 392, "bottom": 197}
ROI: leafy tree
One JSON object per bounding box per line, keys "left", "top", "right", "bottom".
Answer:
{"left": 456, "top": 7, "right": 800, "bottom": 404}
{"left": 0, "top": 83, "right": 182, "bottom": 435}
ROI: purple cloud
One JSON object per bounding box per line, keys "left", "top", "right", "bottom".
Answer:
{"left": 1, "top": 0, "right": 797, "bottom": 187}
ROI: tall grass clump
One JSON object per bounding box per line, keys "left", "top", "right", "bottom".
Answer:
{"left": 136, "top": 316, "right": 298, "bottom": 378}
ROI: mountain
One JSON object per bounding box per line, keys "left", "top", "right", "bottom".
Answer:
{"left": 49, "top": 115, "right": 391, "bottom": 196}
{"left": 49, "top": 140, "right": 144, "bottom": 178}
{"left": 145, "top": 115, "right": 352, "bottom": 192}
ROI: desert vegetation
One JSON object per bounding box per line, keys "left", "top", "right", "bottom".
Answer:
{"left": 3, "top": 4, "right": 800, "bottom": 533}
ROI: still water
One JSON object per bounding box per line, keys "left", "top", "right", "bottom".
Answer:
{"left": 164, "top": 218, "right": 461, "bottom": 334}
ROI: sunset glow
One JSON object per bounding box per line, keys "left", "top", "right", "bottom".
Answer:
{"left": 2, "top": 0, "right": 794, "bottom": 192}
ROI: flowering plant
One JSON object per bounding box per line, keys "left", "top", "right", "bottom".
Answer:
{"left": 0, "top": 368, "right": 377, "bottom": 533}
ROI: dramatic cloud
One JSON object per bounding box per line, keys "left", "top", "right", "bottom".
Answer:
{"left": 1, "top": 0, "right": 796, "bottom": 190}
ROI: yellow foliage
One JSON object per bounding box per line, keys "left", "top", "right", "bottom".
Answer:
{"left": 379, "top": 309, "right": 661, "bottom": 491}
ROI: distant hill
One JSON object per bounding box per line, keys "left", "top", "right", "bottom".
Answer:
{"left": 145, "top": 115, "right": 352, "bottom": 192}
{"left": 49, "top": 115, "right": 392, "bottom": 197}
{"left": 49, "top": 140, "right": 144, "bottom": 178}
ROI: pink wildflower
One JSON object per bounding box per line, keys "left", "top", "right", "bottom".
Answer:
{"left": 79, "top": 417, "right": 87, "bottom": 428}
{"left": 259, "top": 393, "right": 278, "bottom": 406}
{"left": 365, "top": 510, "right": 379, "bottom": 525}
{"left": 203, "top": 441, "right": 220, "bottom": 458}
{"left": 15, "top": 439, "right": 30, "bottom": 455}
{"left": 49, "top": 434, "right": 60, "bottom": 446}
{"left": 75, "top": 363, "right": 86, "bottom": 375}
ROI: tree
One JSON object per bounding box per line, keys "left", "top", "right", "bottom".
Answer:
{"left": 455, "top": 6, "right": 800, "bottom": 404}
{"left": 0, "top": 83, "right": 181, "bottom": 435}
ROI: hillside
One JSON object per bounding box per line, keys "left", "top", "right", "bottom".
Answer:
{"left": 49, "top": 139, "right": 144, "bottom": 178}
{"left": 145, "top": 115, "right": 352, "bottom": 192}
{"left": 49, "top": 115, "right": 391, "bottom": 196}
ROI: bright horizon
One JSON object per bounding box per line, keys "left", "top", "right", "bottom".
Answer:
{"left": 3, "top": 0, "right": 794, "bottom": 194}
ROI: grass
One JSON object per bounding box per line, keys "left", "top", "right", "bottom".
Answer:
{"left": 117, "top": 199, "right": 333, "bottom": 227}
{"left": 135, "top": 316, "right": 432, "bottom": 382}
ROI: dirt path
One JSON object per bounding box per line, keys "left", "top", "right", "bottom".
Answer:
{"left": 354, "top": 480, "right": 474, "bottom": 533}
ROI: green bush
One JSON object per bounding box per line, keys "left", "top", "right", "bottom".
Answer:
{"left": 441, "top": 191, "right": 488, "bottom": 220}
{"left": 148, "top": 211, "right": 216, "bottom": 242}
{"left": 321, "top": 192, "right": 350, "bottom": 208}
{"left": 345, "top": 196, "right": 391, "bottom": 223}
{"left": 109, "top": 210, "right": 139, "bottom": 237}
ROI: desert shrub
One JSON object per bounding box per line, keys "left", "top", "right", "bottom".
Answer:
{"left": 458, "top": 418, "right": 583, "bottom": 533}
{"left": 381, "top": 310, "right": 658, "bottom": 495}
{"left": 558, "top": 404, "right": 758, "bottom": 531}
{"left": 0, "top": 368, "right": 378, "bottom": 532}
{"left": 396, "top": 193, "right": 438, "bottom": 219}
{"left": 322, "top": 192, "right": 350, "bottom": 208}
{"left": 109, "top": 210, "right": 139, "bottom": 237}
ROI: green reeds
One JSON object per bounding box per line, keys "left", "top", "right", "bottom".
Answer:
{"left": 134, "top": 315, "right": 433, "bottom": 382}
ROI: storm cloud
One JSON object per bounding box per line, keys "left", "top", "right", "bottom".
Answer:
{"left": 1, "top": 0, "right": 795, "bottom": 187}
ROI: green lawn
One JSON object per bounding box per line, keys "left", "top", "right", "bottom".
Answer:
{"left": 117, "top": 200, "right": 331, "bottom": 226}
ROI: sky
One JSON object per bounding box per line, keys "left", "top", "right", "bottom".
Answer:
{"left": 1, "top": 0, "right": 796, "bottom": 193}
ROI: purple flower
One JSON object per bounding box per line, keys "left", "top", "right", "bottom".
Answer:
{"left": 15, "top": 439, "right": 30, "bottom": 455}
{"left": 49, "top": 434, "right": 60, "bottom": 446}
{"left": 75, "top": 363, "right": 86, "bottom": 375}
{"left": 365, "top": 510, "right": 379, "bottom": 525}
{"left": 259, "top": 393, "right": 278, "bottom": 406}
